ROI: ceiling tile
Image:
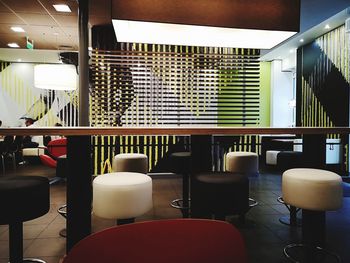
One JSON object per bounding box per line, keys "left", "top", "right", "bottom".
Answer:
{"left": 0, "top": 12, "right": 27, "bottom": 24}
{"left": 53, "top": 14, "right": 78, "bottom": 27}
{"left": 2, "top": 0, "right": 47, "bottom": 14}
{"left": 18, "top": 13, "right": 57, "bottom": 26}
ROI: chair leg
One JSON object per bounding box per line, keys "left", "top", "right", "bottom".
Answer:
{"left": 9, "top": 221, "right": 23, "bottom": 263}
{"left": 1, "top": 155, "right": 5, "bottom": 174}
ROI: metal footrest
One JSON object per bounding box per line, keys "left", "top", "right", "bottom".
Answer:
{"left": 58, "top": 204, "right": 67, "bottom": 219}
{"left": 22, "top": 259, "right": 47, "bottom": 263}
{"left": 284, "top": 243, "right": 341, "bottom": 263}
{"left": 249, "top": 198, "right": 258, "bottom": 209}
{"left": 170, "top": 198, "right": 190, "bottom": 210}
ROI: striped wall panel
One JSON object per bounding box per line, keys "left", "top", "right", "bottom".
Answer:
{"left": 90, "top": 44, "right": 261, "bottom": 174}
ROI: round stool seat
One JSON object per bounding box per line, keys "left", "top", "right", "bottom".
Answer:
{"left": 192, "top": 172, "right": 249, "bottom": 216}
{"left": 0, "top": 176, "right": 50, "bottom": 224}
{"left": 225, "top": 152, "right": 258, "bottom": 175}
{"left": 93, "top": 172, "right": 152, "bottom": 220}
{"left": 171, "top": 152, "right": 191, "bottom": 174}
{"left": 266, "top": 150, "right": 280, "bottom": 165}
{"left": 282, "top": 168, "right": 342, "bottom": 211}
{"left": 112, "top": 153, "right": 148, "bottom": 174}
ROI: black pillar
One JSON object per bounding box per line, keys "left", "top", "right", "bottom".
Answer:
{"left": 66, "top": 136, "right": 92, "bottom": 252}
{"left": 66, "top": 0, "right": 91, "bottom": 252}
{"left": 191, "top": 135, "right": 212, "bottom": 173}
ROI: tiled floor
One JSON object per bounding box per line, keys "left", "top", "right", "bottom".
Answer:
{"left": 1, "top": 163, "right": 349, "bottom": 263}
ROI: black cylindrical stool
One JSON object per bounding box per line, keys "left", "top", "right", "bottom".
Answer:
{"left": 0, "top": 176, "right": 50, "bottom": 263}
{"left": 170, "top": 152, "right": 191, "bottom": 218}
{"left": 191, "top": 172, "right": 249, "bottom": 221}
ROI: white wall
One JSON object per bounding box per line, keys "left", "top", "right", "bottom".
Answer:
{"left": 270, "top": 60, "right": 295, "bottom": 127}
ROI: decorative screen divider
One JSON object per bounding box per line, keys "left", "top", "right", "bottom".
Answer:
{"left": 297, "top": 25, "right": 349, "bottom": 173}
{"left": 90, "top": 44, "right": 261, "bottom": 174}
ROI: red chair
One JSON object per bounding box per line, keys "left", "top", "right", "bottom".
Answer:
{"left": 62, "top": 219, "right": 247, "bottom": 263}
{"left": 40, "top": 138, "right": 67, "bottom": 184}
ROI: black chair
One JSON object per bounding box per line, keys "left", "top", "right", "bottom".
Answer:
{"left": 0, "top": 136, "right": 16, "bottom": 172}
{"left": 0, "top": 176, "right": 50, "bottom": 263}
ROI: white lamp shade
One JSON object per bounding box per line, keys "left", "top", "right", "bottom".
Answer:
{"left": 34, "top": 64, "right": 77, "bottom": 91}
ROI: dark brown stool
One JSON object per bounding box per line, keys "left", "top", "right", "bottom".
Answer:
{"left": 191, "top": 172, "right": 255, "bottom": 222}
{"left": 0, "top": 176, "right": 50, "bottom": 263}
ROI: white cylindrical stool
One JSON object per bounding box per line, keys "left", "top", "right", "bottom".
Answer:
{"left": 112, "top": 153, "right": 148, "bottom": 174}
{"left": 225, "top": 151, "right": 259, "bottom": 176}
{"left": 93, "top": 172, "right": 152, "bottom": 225}
{"left": 282, "top": 168, "right": 343, "bottom": 263}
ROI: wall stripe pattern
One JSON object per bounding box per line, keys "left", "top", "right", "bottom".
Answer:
{"left": 316, "top": 25, "right": 349, "bottom": 84}
{"left": 90, "top": 44, "right": 261, "bottom": 174}
{"left": 0, "top": 62, "right": 79, "bottom": 127}
{"left": 297, "top": 24, "right": 349, "bottom": 171}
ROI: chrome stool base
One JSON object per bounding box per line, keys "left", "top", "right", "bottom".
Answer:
{"left": 22, "top": 258, "right": 47, "bottom": 263}
{"left": 284, "top": 243, "right": 341, "bottom": 263}
{"left": 277, "top": 196, "right": 301, "bottom": 227}
{"left": 279, "top": 215, "right": 302, "bottom": 226}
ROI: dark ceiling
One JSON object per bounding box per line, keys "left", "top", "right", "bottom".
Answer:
{"left": 0, "top": 0, "right": 110, "bottom": 50}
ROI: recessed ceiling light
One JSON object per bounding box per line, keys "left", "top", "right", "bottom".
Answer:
{"left": 325, "top": 24, "right": 330, "bottom": 29}
{"left": 289, "top": 49, "right": 295, "bottom": 53}
{"left": 8, "top": 43, "right": 19, "bottom": 48}
{"left": 299, "top": 39, "right": 304, "bottom": 43}
{"left": 17, "top": 59, "right": 22, "bottom": 62}
{"left": 11, "top": 26, "right": 25, "bottom": 33}
{"left": 53, "top": 4, "right": 71, "bottom": 12}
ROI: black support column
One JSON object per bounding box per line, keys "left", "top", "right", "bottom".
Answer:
{"left": 66, "top": 0, "right": 91, "bottom": 252}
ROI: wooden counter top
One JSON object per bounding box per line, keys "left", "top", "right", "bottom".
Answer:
{"left": 0, "top": 126, "right": 350, "bottom": 136}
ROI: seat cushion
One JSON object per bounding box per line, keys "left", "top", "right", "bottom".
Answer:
{"left": 171, "top": 152, "right": 191, "bottom": 174}
{"left": 93, "top": 172, "right": 152, "bottom": 219}
{"left": 22, "top": 147, "right": 45, "bottom": 156}
{"left": 112, "top": 153, "right": 148, "bottom": 174}
{"left": 282, "top": 168, "right": 343, "bottom": 211}
{"left": 192, "top": 172, "right": 249, "bottom": 216}
{"left": 225, "top": 151, "right": 259, "bottom": 175}
{"left": 266, "top": 150, "right": 280, "bottom": 165}
{"left": 0, "top": 176, "right": 50, "bottom": 224}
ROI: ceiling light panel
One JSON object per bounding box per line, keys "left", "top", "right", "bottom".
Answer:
{"left": 53, "top": 4, "right": 71, "bottom": 12}
{"left": 113, "top": 20, "right": 297, "bottom": 49}
{"left": 8, "top": 43, "right": 19, "bottom": 48}
{"left": 11, "top": 27, "right": 25, "bottom": 33}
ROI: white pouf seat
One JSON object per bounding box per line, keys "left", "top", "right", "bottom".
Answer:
{"left": 282, "top": 168, "right": 343, "bottom": 262}
{"left": 266, "top": 150, "right": 280, "bottom": 165}
{"left": 225, "top": 151, "right": 259, "bottom": 175}
{"left": 112, "top": 153, "right": 148, "bottom": 174}
{"left": 282, "top": 168, "right": 342, "bottom": 211}
{"left": 93, "top": 172, "right": 152, "bottom": 220}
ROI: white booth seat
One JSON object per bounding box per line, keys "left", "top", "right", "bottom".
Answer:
{"left": 266, "top": 150, "right": 280, "bottom": 165}
{"left": 282, "top": 168, "right": 342, "bottom": 211}
{"left": 93, "top": 172, "right": 152, "bottom": 220}
{"left": 22, "top": 136, "right": 45, "bottom": 157}
{"left": 265, "top": 138, "right": 341, "bottom": 166}
{"left": 112, "top": 153, "right": 148, "bottom": 174}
